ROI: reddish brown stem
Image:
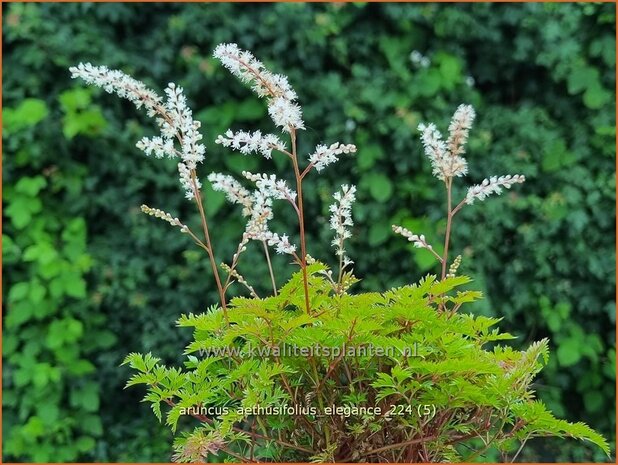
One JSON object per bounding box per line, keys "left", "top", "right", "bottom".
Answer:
{"left": 191, "top": 170, "right": 229, "bottom": 324}
{"left": 441, "top": 177, "right": 454, "bottom": 279}
{"left": 290, "top": 129, "right": 311, "bottom": 314}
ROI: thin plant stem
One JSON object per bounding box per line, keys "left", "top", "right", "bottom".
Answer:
{"left": 441, "top": 177, "right": 454, "bottom": 279}
{"left": 191, "top": 170, "right": 229, "bottom": 324}
{"left": 511, "top": 433, "right": 531, "bottom": 463}
{"left": 337, "top": 250, "right": 344, "bottom": 286}
{"left": 262, "top": 240, "right": 278, "bottom": 296}
{"left": 290, "top": 128, "right": 311, "bottom": 314}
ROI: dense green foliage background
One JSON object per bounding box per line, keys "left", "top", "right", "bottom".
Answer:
{"left": 3, "top": 2, "right": 615, "bottom": 462}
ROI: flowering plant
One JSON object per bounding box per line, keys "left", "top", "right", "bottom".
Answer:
{"left": 70, "top": 44, "right": 608, "bottom": 462}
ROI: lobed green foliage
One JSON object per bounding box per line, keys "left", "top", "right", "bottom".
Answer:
{"left": 122, "top": 265, "right": 608, "bottom": 462}
{"left": 3, "top": 2, "right": 615, "bottom": 462}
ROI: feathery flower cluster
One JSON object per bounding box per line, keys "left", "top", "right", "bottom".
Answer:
{"left": 237, "top": 189, "right": 297, "bottom": 257}
{"left": 140, "top": 205, "right": 188, "bottom": 232}
{"left": 178, "top": 162, "right": 202, "bottom": 200}
{"left": 213, "top": 43, "right": 304, "bottom": 132}
{"left": 329, "top": 185, "right": 357, "bottom": 259}
{"left": 136, "top": 136, "right": 176, "bottom": 159}
{"left": 465, "top": 174, "right": 526, "bottom": 205}
{"left": 261, "top": 232, "right": 297, "bottom": 255}
{"left": 242, "top": 171, "right": 297, "bottom": 203}
{"left": 391, "top": 225, "right": 435, "bottom": 252}
{"left": 446, "top": 104, "right": 475, "bottom": 157}
{"left": 418, "top": 104, "right": 475, "bottom": 181}
{"left": 161, "top": 83, "right": 205, "bottom": 169}
{"left": 308, "top": 142, "right": 357, "bottom": 172}
{"left": 71, "top": 65, "right": 206, "bottom": 201}
{"left": 215, "top": 129, "right": 286, "bottom": 159}
{"left": 207, "top": 173, "right": 253, "bottom": 217}
{"left": 267, "top": 97, "right": 304, "bottom": 132}
{"left": 69, "top": 63, "right": 162, "bottom": 116}
{"left": 245, "top": 190, "right": 273, "bottom": 230}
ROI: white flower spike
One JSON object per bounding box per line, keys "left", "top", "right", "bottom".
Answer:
{"left": 309, "top": 142, "right": 357, "bottom": 172}
{"left": 330, "top": 185, "right": 357, "bottom": 258}
{"left": 213, "top": 43, "right": 304, "bottom": 132}
{"left": 465, "top": 175, "right": 526, "bottom": 205}
{"left": 71, "top": 66, "right": 206, "bottom": 201}
{"left": 215, "top": 129, "right": 286, "bottom": 159}
{"left": 242, "top": 171, "right": 297, "bottom": 203}
{"left": 207, "top": 173, "right": 253, "bottom": 217}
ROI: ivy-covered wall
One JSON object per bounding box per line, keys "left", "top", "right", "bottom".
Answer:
{"left": 3, "top": 2, "right": 615, "bottom": 462}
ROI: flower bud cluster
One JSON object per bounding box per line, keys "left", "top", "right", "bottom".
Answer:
{"left": 215, "top": 129, "right": 286, "bottom": 159}
{"left": 140, "top": 205, "right": 188, "bottom": 233}
{"left": 309, "top": 142, "right": 357, "bottom": 172}
{"left": 242, "top": 172, "right": 297, "bottom": 203}
{"left": 465, "top": 174, "right": 526, "bottom": 204}
{"left": 207, "top": 173, "right": 253, "bottom": 217}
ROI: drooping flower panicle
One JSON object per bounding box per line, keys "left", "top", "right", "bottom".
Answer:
{"left": 329, "top": 185, "right": 357, "bottom": 259}
{"left": 69, "top": 63, "right": 162, "bottom": 116}
{"left": 71, "top": 65, "right": 206, "bottom": 201}
{"left": 213, "top": 43, "right": 304, "bottom": 132}
{"left": 309, "top": 142, "right": 357, "bottom": 172}
{"left": 207, "top": 173, "right": 253, "bottom": 217}
{"left": 261, "top": 232, "right": 297, "bottom": 255}
{"left": 237, "top": 189, "right": 297, "bottom": 256}
{"left": 215, "top": 129, "right": 286, "bottom": 159}
{"left": 242, "top": 171, "right": 297, "bottom": 203}
{"left": 465, "top": 174, "right": 526, "bottom": 205}
{"left": 213, "top": 44, "right": 297, "bottom": 100}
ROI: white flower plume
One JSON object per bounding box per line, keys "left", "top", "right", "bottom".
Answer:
{"left": 215, "top": 129, "right": 286, "bottom": 159}
{"left": 178, "top": 162, "right": 201, "bottom": 200}
{"left": 241, "top": 190, "right": 297, "bottom": 256}
{"left": 69, "top": 63, "right": 162, "bottom": 116}
{"left": 213, "top": 43, "right": 297, "bottom": 100}
{"left": 242, "top": 171, "right": 297, "bottom": 203}
{"left": 244, "top": 190, "right": 273, "bottom": 238}
{"left": 71, "top": 64, "right": 206, "bottom": 201}
{"left": 309, "top": 142, "right": 357, "bottom": 172}
{"left": 267, "top": 97, "right": 304, "bottom": 132}
{"left": 136, "top": 136, "right": 176, "bottom": 159}
{"left": 262, "top": 232, "right": 297, "bottom": 255}
{"left": 465, "top": 175, "right": 526, "bottom": 205}
{"left": 213, "top": 43, "right": 304, "bottom": 132}
{"left": 418, "top": 104, "right": 476, "bottom": 181}
{"left": 447, "top": 104, "right": 475, "bottom": 157}
{"left": 329, "top": 184, "right": 357, "bottom": 258}
{"left": 392, "top": 225, "right": 435, "bottom": 252}
{"left": 207, "top": 173, "right": 253, "bottom": 217}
